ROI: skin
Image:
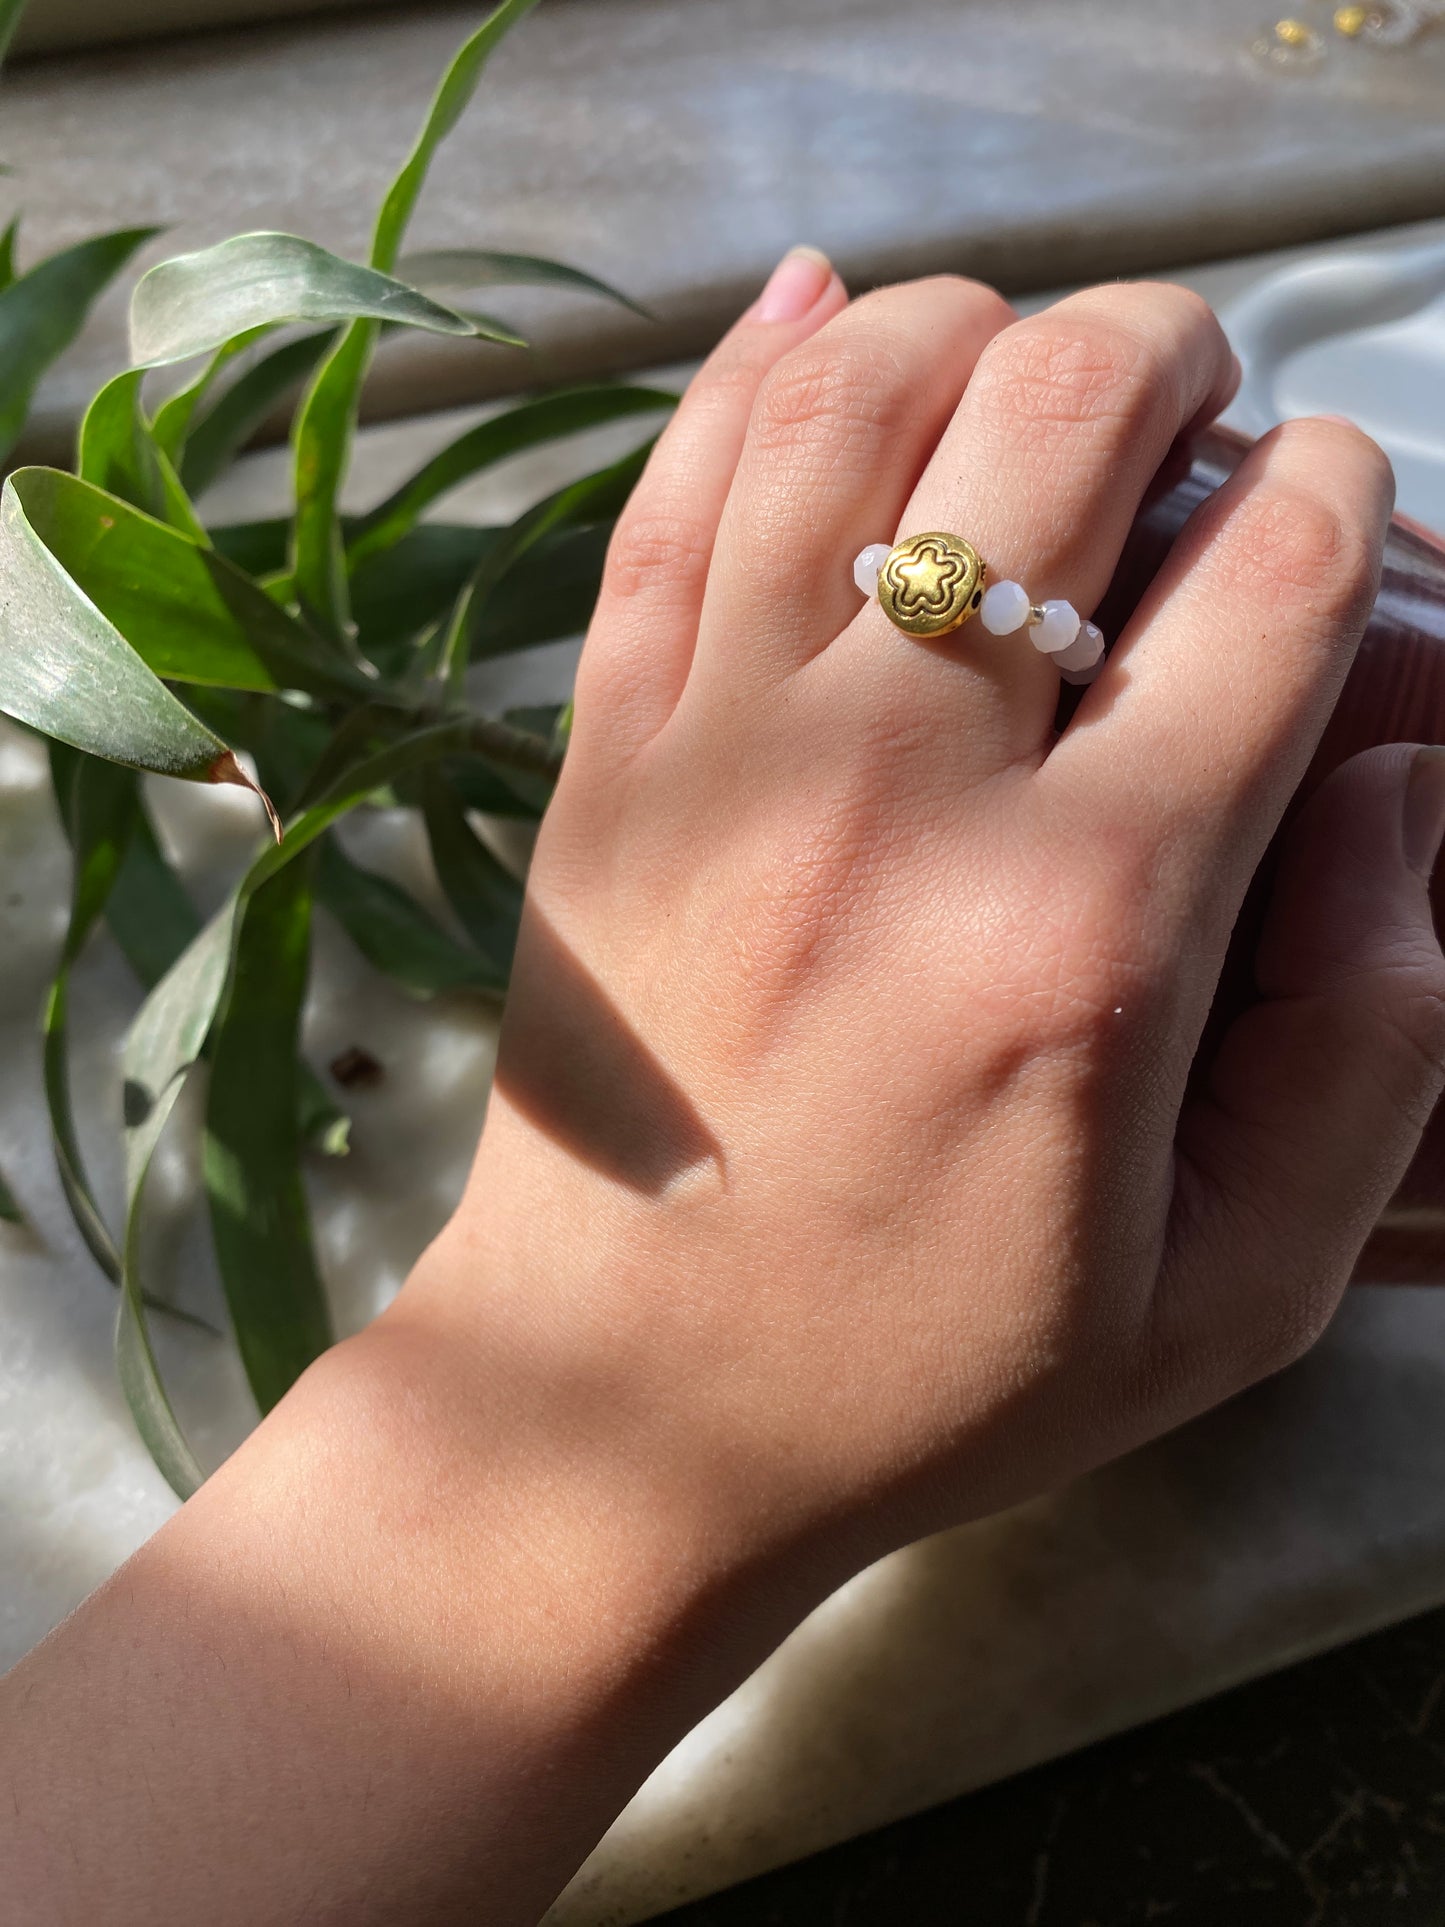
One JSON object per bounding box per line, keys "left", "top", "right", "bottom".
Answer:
{"left": 3, "top": 250, "right": 1444, "bottom": 1925}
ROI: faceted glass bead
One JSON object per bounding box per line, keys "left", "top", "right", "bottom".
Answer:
{"left": 980, "top": 579, "right": 1031, "bottom": 635}
{"left": 1052, "top": 619, "right": 1104, "bottom": 673}
{"left": 1032, "top": 598, "right": 1080, "bottom": 655}
{"left": 853, "top": 543, "right": 892, "bottom": 597}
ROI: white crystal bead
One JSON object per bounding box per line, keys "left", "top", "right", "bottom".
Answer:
{"left": 1059, "top": 659, "right": 1102, "bottom": 686}
{"left": 1032, "top": 598, "right": 1081, "bottom": 655}
{"left": 853, "top": 543, "right": 892, "bottom": 597}
{"left": 979, "top": 578, "right": 1031, "bottom": 635}
{"left": 1052, "top": 619, "right": 1104, "bottom": 674}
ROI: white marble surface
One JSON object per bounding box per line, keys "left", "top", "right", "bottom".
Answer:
{"left": 4, "top": 226, "right": 1445, "bottom": 1921}
{"left": 549, "top": 1287, "right": 1445, "bottom": 1923}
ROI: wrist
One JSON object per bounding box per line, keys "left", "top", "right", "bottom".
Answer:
{"left": 4, "top": 1287, "right": 822, "bottom": 1927}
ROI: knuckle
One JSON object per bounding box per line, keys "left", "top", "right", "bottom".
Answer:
{"left": 688, "top": 347, "right": 776, "bottom": 422}
{"left": 1067, "top": 279, "right": 1221, "bottom": 350}
{"left": 863, "top": 271, "right": 1016, "bottom": 333}
{"left": 1008, "top": 844, "right": 1165, "bottom": 1062}
{"left": 602, "top": 507, "right": 712, "bottom": 603}
{"left": 1301, "top": 414, "right": 1396, "bottom": 498}
{"left": 1226, "top": 480, "right": 1379, "bottom": 624}
{"left": 973, "top": 314, "right": 1172, "bottom": 454}
{"left": 1250, "top": 1276, "right": 1339, "bottom": 1377}
{"left": 1373, "top": 951, "right": 1445, "bottom": 1109}
{"left": 751, "top": 334, "right": 920, "bottom": 462}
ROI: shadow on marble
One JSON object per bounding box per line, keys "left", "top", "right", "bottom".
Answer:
{"left": 547, "top": 1290, "right": 1445, "bottom": 1923}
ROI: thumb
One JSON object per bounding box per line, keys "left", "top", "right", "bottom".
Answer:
{"left": 1157, "top": 743, "right": 1445, "bottom": 1394}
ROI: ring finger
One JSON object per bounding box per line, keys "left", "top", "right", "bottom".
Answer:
{"left": 844, "top": 282, "right": 1238, "bottom": 772}
{"left": 734, "top": 283, "right": 1237, "bottom": 780}
{"left": 682, "top": 274, "right": 1015, "bottom": 715}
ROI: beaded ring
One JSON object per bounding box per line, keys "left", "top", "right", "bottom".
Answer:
{"left": 853, "top": 531, "right": 1105, "bottom": 685}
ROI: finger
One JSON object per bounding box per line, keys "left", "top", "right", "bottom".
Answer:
{"left": 1151, "top": 743, "right": 1445, "bottom": 1407}
{"left": 816, "top": 283, "right": 1239, "bottom": 777}
{"left": 570, "top": 247, "right": 848, "bottom": 763}
{"left": 687, "top": 274, "right": 1015, "bottom": 699}
{"left": 1045, "top": 419, "right": 1395, "bottom": 931}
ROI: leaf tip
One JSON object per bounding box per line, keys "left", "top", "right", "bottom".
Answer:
{"left": 208, "top": 750, "right": 284, "bottom": 844}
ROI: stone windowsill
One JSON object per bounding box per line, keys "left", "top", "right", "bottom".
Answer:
{"left": 4, "top": 0, "right": 1445, "bottom": 464}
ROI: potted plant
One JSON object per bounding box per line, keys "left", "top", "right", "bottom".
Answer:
{"left": 0, "top": 0, "right": 671, "bottom": 1491}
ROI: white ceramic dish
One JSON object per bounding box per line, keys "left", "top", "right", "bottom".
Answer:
{"left": 1225, "top": 236, "right": 1445, "bottom": 530}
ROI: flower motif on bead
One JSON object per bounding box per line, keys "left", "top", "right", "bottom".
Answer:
{"left": 876, "top": 532, "right": 984, "bottom": 638}
{"left": 883, "top": 537, "right": 965, "bottom": 619}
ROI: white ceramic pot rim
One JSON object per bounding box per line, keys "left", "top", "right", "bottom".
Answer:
{"left": 1224, "top": 237, "right": 1445, "bottom": 439}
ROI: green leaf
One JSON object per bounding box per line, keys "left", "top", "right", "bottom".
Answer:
{"left": 106, "top": 800, "right": 204, "bottom": 990}
{"left": 443, "top": 437, "right": 653, "bottom": 685}
{"left": 436, "top": 752, "right": 547, "bottom": 821}
{"left": 5, "top": 468, "right": 372, "bottom": 705}
{"left": 0, "top": 1163, "right": 22, "bottom": 1225}
{"left": 209, "top": 517, "right": 291, "bottom": 578}
{"left": 297, "top": 1071, "right": 351, "bottom": 1160}
{"left": 371, "top": 0, "right": 543, "bottom": 276}
{"left": 346, "top": 383, "right": 673, "bottom": 566}
{"left": 45, "top": 751, "right": 313, "bottom": 1331}
{"left": 130, "top": 233, "right": 486, "bottom": 369}
{"left": 400, "top": 247, "right": 650, "bottom": 319}
{"left": 479, "top": 519, "right": 613, "bottom": 660}
{"left": 180, "top": 329, "right": 334, "bottom": 498}
{"left": 317, "top": 836, "right": 505, "bottom": 998}
{"left": 0, "top": 471, "right": 263, "bottom": 797}
{"left": 420, "top": 769, "right": 522, "bottom": 980}
{"left": 77, "top": 369, "right": 208, "bottom": 541}
{"left": 248, "top": 716, "right": 552, "bottom": 898}
{"left": 114, "top": 716, "right": 512, "bottom": 1480}
{"left": 0, "top": 227, "right": 158, "bottom": 464}
{"left": 204, "top": 851, "right": 333, "bottom": 1415}
{"left": 290, "top": 325, "right": 372, "bottom": 641}
{"left": 435, "top": 307, "right": 529, "bottom": 350}
{"left": 0, "top": 214, "right": 21, "bottom": 292}
{"left": 348, "top": 519, "right": 611, "bottom": 676}
{"left": 103, "top": 779, "right": 349, "bottom": 1160}
{"left": 43, "top": 749, "right": 138, "bottom": 1284}
{"left": 0, "top": 0, "right": 30, "bottom": 65}
{"left": 291, "top": 0, "right": 542, "bottom": 642}
{"left": 120, "top": 901, "right": 239, "bottom": 1498}
{"left": 149, "top": 327, "right": 266, "bottom": 465}
{"left": 351, "top": 521, "right": 495, "bottom": 662}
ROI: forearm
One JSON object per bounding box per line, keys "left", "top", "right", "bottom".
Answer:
{"left": 0, "top": 1291, "right": 800, "bottom": 1927}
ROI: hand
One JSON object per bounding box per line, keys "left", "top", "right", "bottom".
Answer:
{"left": 410, "top": 248, "right": 1445, "bottom": 1572}
{"left": 9, "top": 252, "right": 1444, "bottom": 1927}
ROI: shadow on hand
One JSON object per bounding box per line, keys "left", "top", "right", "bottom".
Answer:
{"left": 492, "top": 905, "right": 723, "bottom": 1195}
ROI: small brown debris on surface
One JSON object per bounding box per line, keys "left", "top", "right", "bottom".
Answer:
{"left": 329, "top": 1045, "right": 384, "bottom": 1090}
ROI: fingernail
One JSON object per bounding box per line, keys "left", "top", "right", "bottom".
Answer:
{"left": 751, "top": 246, "right": 832, "bottom": 324}
{"left": 1403, "top": 745, "right": 1445, "bottom": 878}
{"left": 1316, "top": 412, "right": 1357, "bottom": 428}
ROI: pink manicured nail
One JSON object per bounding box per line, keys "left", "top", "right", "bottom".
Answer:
{"left": 752, "top": 246, "right": 832, "bottom": 324}
{"left": 1403, "top": 745, "right": 1445, "bottom": 879}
